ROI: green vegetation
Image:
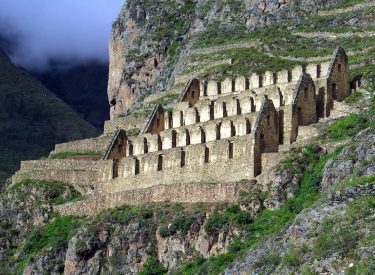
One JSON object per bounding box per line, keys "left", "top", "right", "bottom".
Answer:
{"left": 49, "top": 151, "right": 102, "bottom": 159}
{"left": 327, "top": 113, "right": 369, "bottom": 140}
{"left": 345, "top": 91, "right": 364, "bottom": 103}
{"left": 254, "top": 253, "right": 282, "bottom": 269}
{"left": 159, "top": 214, "right": 193, "bottom": 237}
{"left": 139, "top": 254, "right": 168, "bottom": 275}
{"left": 17, "top": 216, "right": 82, "bottom": 273}
{"left": 334, "top": 174, "right": 375, "bottom": 192}
{"left": 126, "top": 128, "right": 141, "bottom": 137}
{"left": 313, "top": 196, "right": 375, "bottom": 268}
{"left": 204, "top": 204, "right": 250, "bottom": 235}
{"left": 7, "top": 179, "right": 82, "bottom": 205}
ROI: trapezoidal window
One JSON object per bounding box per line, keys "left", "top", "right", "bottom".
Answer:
{"left": 143, "top": 138, "right": 148, "bottom": 154}
{"left": 157, "top": 155, "right": 163, "bottom": 171}
{"left": 112, "top": 159, "right": 119, "bottom": 179}
{"left": 217, "top": 82, "right": 222, "bottom": 95}
{"left": 172, "top": 131, "right": 177, "bottom": 148}
{"left": 128, "top": 143, "right": 134, "bottom": 156}
{"left": 338, "top": 63, "right": 342, "bottom": 73}
{"left": 245, "top": 78, "right": 250, "bottom": 90}
{"left": 288, "top": 70, "right": 292, "bottom": 82}
{"left": 185, "top": 129, "right": 191, "bottom": 145}
{"left": 232, "top": 79, "right": 236, "bottom": 92}
{"left": 201, "top": 128, "right": 206, "bottom": 143}
{"left": 181, "top": 150, "right": 186, "bottom": 167}
{"left": 204, "top": 147, "right": 210, "bottom": 163}
{"left": 154, "top": 58, "right": 158, "bottom": 68}
{"left": 231, "top": 122, "right": 236, "bottom": 137}
{"left": 273, "top": 73, "right": 277, "bottom": 84}
{"left": 204, "top": 84, "right": 208, "bottom": 96}
{"left": 135, "top": 158, "right": 140, "bottom": 175}
{"left": 317, "top": 64, "right": 321, "bottom": 78}
{"left": 245, "top": 119, "right": 251, "bottom": 134}
{"left": 216, "top": 124, "right": 221, "bottom": 140}
{"left": 157, "top": 135, "right": 162, "bottom": 151}
{"left": 267, "top": 115, "right": 271, "bottom": 126}
{"left": 229, "top": 142, "right": 234, "bottom": 159}
{"left": 304, "top": 87, "right": 308, "bottom": 98}
{"left": 223, "top": 102, "right": 228, "bottom": 117}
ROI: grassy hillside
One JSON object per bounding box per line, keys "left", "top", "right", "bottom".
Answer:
{"left": 0, "top": 49, "right": 98, "bottom": 186}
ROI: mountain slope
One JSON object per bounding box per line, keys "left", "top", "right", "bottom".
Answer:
{"left": 0, "top": 49, "right": 98, "bottom": 186}
{"left": 33, "top": 61, "right": 110, "bottom": 129}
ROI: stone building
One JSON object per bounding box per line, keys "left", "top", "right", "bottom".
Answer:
{"left": 12, "top": 47, "right": 355, "bottom": 215}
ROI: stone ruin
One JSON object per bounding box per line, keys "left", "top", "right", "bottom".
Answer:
{"left": 12, "top": 47, "right": 357, "bottom": 215}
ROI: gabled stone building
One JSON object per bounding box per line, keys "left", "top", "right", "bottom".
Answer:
{"left": 12, "top": 47, "right": 355, "bottom": 215}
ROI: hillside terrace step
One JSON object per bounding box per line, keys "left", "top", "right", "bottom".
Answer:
{"left": 317, "top": 1, "right": 375, "bottom": 16}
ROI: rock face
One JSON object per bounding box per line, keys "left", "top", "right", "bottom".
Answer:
{"left": 225, "top": 129, "right": 375, "bottom": 275}
{"left": 321, "top": 128, "right": 375, "bottom": 191}
{"left": 107, "top": 0, "right": 344, "bottom": 118}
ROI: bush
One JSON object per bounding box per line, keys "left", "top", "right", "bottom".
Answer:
{"left": 282, "top": 250, "right": 301, "bottom": 267}
{"left": 159, "top": 214, "right": 194, "bottom": 237}
{"left": 204, "top": 204, "right": 250, "bottom": 235}
{"left": 254, "top": 253, "right": 282, "bottom": 268}
{"left": 139, "top": 255, "right": 167, "bottom": 275}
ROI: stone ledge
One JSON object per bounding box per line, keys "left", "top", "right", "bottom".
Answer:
{"left": 54, "top": 181, "right": 256, "bottom": 216}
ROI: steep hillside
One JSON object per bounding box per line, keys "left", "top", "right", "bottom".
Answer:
{"left": 107, "top": 0, "right": 374, "bottom": 118}
{"left": 33, "top": 62, "right": 110, "bottom": 129}
{"left": 0, "top": 49, "right": 98, "bottom": 186}
{"left": 0, "top": 0, "right": 374, "bottom": 274}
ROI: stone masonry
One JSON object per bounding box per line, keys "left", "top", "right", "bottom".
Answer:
{"left": 12, "top": 47, "right": 354, "bottom": 215}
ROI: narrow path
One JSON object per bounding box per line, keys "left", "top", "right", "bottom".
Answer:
{"left": 293, "top": 31, "right": 375, "bottom": 40}
{"left": 191, "top": 40, "right": 260, "bottom": 56}
{"left": 264, "top": 47, "right": 374, "bottom": 62}
{"left": 317, "top": 1, "right": 375, "bottom": 16}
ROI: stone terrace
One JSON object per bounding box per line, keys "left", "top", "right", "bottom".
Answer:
{"left": 12, "top": 47, "right": 357, "bottom": 215}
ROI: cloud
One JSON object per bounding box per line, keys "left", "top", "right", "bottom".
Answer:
{"left": 0, "top": 0, "right": 124, "bottom": 71}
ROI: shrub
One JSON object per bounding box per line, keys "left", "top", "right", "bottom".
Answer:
{"left": 204, "top": 204, "right": 250, "bottom": 235}
{"left": 282, "top": 249, "right": 302, "bottom": 267}
{"left": 139, "top": 255, "right": 167, "bottom": 275}
{"left": 254, "top": 253, "right": 282, "bottom": 268}
{"left": 159, "top": 214, "right": 194, "bottom": 237}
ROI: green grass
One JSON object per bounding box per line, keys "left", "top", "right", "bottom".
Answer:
{"left": 49, "top": 151, "right": 102, "bottom": 159}
{"left": 139, "top": 254, "right": 168, "bottom": 275}
{"left": 17, "top": 216, "right": 82, "bottom": 274}
{"left": 313, "top": 196, "right": 375, "bottom": 263}
{"left": 7, "top": 179, "right": 82, "bottom": 206}
{"left": 159, "top": 214, "right": 194, "bottom": 237}
{"left": 327, "top": 114, "right": 370, "bottom": 140}
{"left": 345, "top": 91, "right": 364, "bottom": 103}
{"left": 334, "top": 175, "right": 375, "bottom": 192}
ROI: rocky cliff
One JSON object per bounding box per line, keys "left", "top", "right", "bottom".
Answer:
{"left": 107, "top": 0, "right": 353, "bottom": 118}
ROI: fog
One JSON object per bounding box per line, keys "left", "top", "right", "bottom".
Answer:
{"left": 0, "top": 0, "right": 124, "bottom": 71}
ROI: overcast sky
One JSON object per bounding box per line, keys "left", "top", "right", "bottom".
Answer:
{"left": 0, "top": 0, "right": 124, "bottom": 71}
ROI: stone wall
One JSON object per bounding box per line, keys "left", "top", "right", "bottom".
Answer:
{"left": 12, "top": 159, "right": 112, "bottom": 194}
{"left": 100, "top": 134, "right": 257, "bottom": 194}
{"left": 54, "top": 182, "right": 255, "bottom": 216}
{"left": 104, "top": 116, "right": 148, "bottom": 134}
{"left": 52, "top": 136, "right": 112, "bottom": 154}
